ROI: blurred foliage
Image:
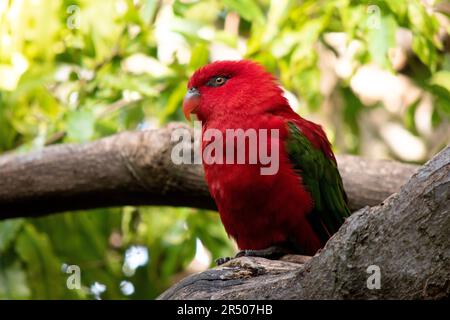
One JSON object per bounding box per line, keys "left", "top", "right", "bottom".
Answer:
{"left": 0, "top": 0, "right": 449, "bottom": 299}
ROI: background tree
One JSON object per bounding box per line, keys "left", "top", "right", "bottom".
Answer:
{"left": 0, "top": 0, "right": 448, "bottom": 299}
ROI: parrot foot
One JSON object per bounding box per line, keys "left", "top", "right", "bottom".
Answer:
{"left": 235, "top": 246, "right": 293, "bottom": 260}
{"left": 215, "top": 246, "right": 295, "bottom": 266}
{"left": 215, "top": 256, "right": 233, "bottom": 266}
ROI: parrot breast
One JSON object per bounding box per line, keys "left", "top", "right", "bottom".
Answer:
{"left": 201, "top": 113, "right": 323, "bottom": 255}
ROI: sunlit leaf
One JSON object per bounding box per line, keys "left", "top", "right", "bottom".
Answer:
{"left": 188, "top": 43, "right": 210, "bottom": 71}
{"left": 431, "top": 71, "right": 450, "bottom": 93}
{"left": 66, "top": 109, "right": 95, "bottom": 142}
{"left": 412, "top": 35, "right": 437, "bottom": 72}
{"left": 0, "top": 258, "right": 31, "bottom": 299}
{"left": 140, "top": 0, "right": 158, "bottom": 25}
{"left": 222, "top": 0, "right": 265, "bottom": 25}
{"left": 386, "top": 0, "right": 407, "bottom": 19}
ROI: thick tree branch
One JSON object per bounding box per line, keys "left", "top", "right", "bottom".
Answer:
{"left": 0, "top": 123, "right": 418, "bottom": 220}
{"left": 159, "top": 146, "right": 450, "bottom": 299}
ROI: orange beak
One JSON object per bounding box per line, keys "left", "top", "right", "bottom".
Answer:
{"left": 183, "top": 87, "right": 201, "bottom": 120}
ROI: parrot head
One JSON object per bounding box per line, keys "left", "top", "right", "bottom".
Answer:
{"left": 183, "top": 60, "right": 289, "bottom": 121}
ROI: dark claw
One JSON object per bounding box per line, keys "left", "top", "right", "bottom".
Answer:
{"left": 215, "top": 256, "right": 232, "bottom": 266}
{"left": 235, "top": 250, "right": 248, "bottom": 258}
{"left": 235, "top": 246, "right": 293, "bottom": 260}
{"left": 216, "top": 246, "right": 294, "bottom": 265}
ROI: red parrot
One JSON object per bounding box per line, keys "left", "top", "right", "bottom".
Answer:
{"left": 183, "top": 60, "right": 350, "bottom": 262}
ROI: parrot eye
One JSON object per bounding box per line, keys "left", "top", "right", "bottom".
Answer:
{"left": 206, "top": 76, "right": 228, "bottom": 87}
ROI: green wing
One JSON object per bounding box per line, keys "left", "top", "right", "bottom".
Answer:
{"left": 286, "top": 121, "right": 351, "bottom": 240}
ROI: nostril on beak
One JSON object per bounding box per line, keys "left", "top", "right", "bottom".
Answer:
{"left": 188, "top": 87, "right": 200, "bottom": 97}
{"left": 183, "top": 87, "right": 201, "bottom": 120}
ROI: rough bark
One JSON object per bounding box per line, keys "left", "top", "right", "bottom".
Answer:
{"left": 0, "top": 123, "right": 418, "bottom": 220}
{"left": 159, "top": 146, "right": 450, "bottom": 299}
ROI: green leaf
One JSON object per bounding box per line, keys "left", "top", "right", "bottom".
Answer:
{"left": 435, "top": 95, "right": 450, "bottom": 117}
{"left": 140, "top": 0, "right": 158, "bottom": 25}
{"left": 291, "top": 19, "right": 324, "bottom": 63}
{"left": 386, "top": 0, "right": 407, "bottom": 19}
{"left": 431, "top": 85, "right": 450, "bottom": 117}
{"left": 412, "top": 34, "right": 437, "bottom": 72}
{"left": 341, "top": 87, "right": 364, "bottom": 153}
{"left": 66, "top": 109, "right": 95, "bottom": 142}
{"left": 430, "top": 71, "right": 450, "bottom": 93}
{"left": 28, "top": 209, "right": 124, "bottom": 299}
{"left": 222, "top": 0, "right": 265, "bottom": 25}
{"left": 188, "top": 43, "right": 210, "bottom": 72}
{"left": 404, "top": 97, "right": 421, "bottom": 135}
{"left": 0, "top": 219, "right": 24, "bottom": 253}
{"left": 407, "top": 1, "right": 438, "bottom": 40}
{"left": 15, "top": 224, "right": 64, "bottom": 299}
{"left": 160, "top": 82, "right": 188, "bottom": 122}
{"left": 0, "top": 104, "right": 16, "bottom": 151}
{"left": 261, "top": 0, "right": 291, "bottom": 44}
{"left": 0, "top": 259, "right": 31, "bottom": 299}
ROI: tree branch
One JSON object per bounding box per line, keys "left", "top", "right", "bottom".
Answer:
{"left": 159, "top": 146, "right": 450, "bottom": 299}
{"left": 0, "top": 123, "right": 418, "bottom": 220}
